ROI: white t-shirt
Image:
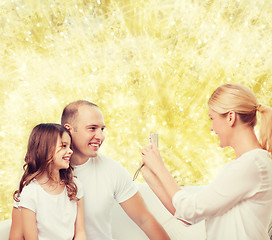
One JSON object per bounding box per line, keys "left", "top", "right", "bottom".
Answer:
{"left": 173, "top": 149, "right": 272, "bottom": 240}
{"left": 72, "top": 153, "right": 138, "bottom": 240}
{"left": 19, "top": 178, "right": 83, "bottom": 240}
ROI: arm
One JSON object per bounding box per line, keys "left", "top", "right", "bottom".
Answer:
{"left": 141, "top": 166, "right": 176, "bottom": 215}
{"left": 21, "top": 208, "right": 38, "bottom": 240}
{"left": 9, "top": 207, "right": 24, "bottom": 240}
{"left": 141, "top": 166, "right": 191, "bottom": 225}
{"left": 74, "top": 198, "right": 87, "bottom": 240}
{"left": 142, "top": 135, "right": 191, "bottom": 225}
{"left": 120, "top": 191, "right": 170, "bottom": 240}
{"left": 141, "top": 134, "right": 180, "bottom": 200}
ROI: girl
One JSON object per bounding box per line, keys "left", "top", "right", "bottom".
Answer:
{"left": 9, "top": 123, "right": 86, "bottom": 240}
{"left": 141, "top": 83, "right": 272, "bottom": 240}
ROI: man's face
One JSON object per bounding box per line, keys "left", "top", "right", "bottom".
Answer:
{"left": 69, "top": 105, "right": 105, "bottom": 161}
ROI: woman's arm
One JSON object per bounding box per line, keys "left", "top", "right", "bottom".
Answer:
{"left": 9, "top": 207, "right": 24, "bottom": 240}
{"left": 141, "top": 166, "right": 176, "bottom": 215}
{"left": 142, "top": 134, "right": 181, "bottom": 200}
{"left": 74, "top": 198, "right": 87, "bottom": 240}
{"left": 21, "top": 208, "right": 38, "bottom": 240}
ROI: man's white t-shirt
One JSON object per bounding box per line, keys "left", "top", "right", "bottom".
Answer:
{"left": 173, "top": 149, "right": 272, "bottom": 240}
{"left": 72, "top": 153, "right": 138, "bottom": 240}
{"left": 18, "top": 178, "right": 83, "bottom": 240}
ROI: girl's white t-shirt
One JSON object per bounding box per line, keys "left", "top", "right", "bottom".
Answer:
{"left": 18, "top": 178, "right": 83, "bottom": 240}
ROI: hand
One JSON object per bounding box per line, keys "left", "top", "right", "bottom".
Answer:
{"left": 141, "top": 134, "right": 164, "bottom": 174}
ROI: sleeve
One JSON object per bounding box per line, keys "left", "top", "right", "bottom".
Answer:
{"left": 13, "top": 193, "right": 20, "bottom": 208}
{"left": 172, "top": 158, "right": 260, "bottom": 224}
{"left": 113, "top": 161, "right": 138, "bottom": 203}
{"left": 73, "top": 177, "right": 84, "bottom": 199}
{"left": 13, "top": 200, "right": 20, "bottom": 209}
{"left": 19, "top": 184, "right": 37, "bottom": 213}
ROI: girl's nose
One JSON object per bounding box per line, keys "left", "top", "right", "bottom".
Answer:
{"left": 68, "top": 147, "right": 73, "bottom": 155}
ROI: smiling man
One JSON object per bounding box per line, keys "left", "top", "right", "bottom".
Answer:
{"left": 61, "top": 100, "right": 170, "bottom": 240}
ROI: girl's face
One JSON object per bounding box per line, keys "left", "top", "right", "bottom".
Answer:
{"left": 53, "top": 132, "right": 73, "bottom": 171}
{"left": 209, "top": 108, "right": 231, "bottom": 148}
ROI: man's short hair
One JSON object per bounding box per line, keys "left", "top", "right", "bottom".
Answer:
{"left": 61, "top": 100, "right": 98, "bottom": 126}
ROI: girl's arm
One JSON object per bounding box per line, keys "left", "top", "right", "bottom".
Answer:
{"left": 74, "top": 198, "right": 87, "bottom": 240}
{"left": 9, "top": 207, "right": 24, "bottom": 240}
{"left": 21, "top": 208, "right": 38, "bottom": 240}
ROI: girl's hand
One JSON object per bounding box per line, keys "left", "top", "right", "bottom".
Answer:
{"left": 141, "top": 134, "right": 164, "bottom": 174}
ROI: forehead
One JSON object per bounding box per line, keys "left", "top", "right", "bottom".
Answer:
{"left": 208, "top": 108, "right": 217, "bottom": 117}
{"left": 60, "top": 132, "right": 71, "bottom": 142}
{"left": 76, "top": 105, "right": 105, "bottom": 125}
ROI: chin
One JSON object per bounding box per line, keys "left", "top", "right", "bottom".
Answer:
{"left": 89, "top": 152, "right": 98, "bottom": 157}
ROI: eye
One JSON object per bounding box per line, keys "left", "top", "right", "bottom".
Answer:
{"left": 101, "top": 127, "right": 105, "bottom": 132}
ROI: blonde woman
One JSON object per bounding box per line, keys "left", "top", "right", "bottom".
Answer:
{"left": 141, "top": 83, "right": 272, "bottom": 240}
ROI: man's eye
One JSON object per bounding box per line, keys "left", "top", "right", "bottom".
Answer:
{"left": 62, "top": 144, "right": 67, "bottom": 148}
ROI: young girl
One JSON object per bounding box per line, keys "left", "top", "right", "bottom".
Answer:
{"left": 9, "top": 123, "right": 86, "bottom": 240}
{"left": 141, "top": 83, "right": 272, "bottom": 240}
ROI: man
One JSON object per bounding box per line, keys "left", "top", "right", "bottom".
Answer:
{"left": 61, "top": 100, "right": 170, "bottom": 240}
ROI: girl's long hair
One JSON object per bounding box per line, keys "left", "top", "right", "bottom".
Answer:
{"left": 208, "top": 83, "right": 272, "bottom": 155}
{"left": 14, "top": 123, "right": 77, "bottom": 201}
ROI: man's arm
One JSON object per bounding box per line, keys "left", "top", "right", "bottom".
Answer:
{"left": 119, "top": 191, "right": 170, "bottom": 240}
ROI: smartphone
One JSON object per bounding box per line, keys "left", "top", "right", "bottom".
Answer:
{"left": 149, "top": 133, "right": 158, "bottom": 147}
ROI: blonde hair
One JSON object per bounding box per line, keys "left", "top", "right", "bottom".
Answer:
{"left": 208, "top": 83, "right": 272, "bottom": 154}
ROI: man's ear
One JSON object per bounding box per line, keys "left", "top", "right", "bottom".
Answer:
{"left": 227, "top": 111, "right": 236, "bottom": 127}
{"left": 64, "top": 123, "right": 72, "bottom": 131}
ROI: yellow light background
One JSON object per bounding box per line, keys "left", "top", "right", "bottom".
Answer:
{"left": 1, "top": 0, "right": 272, "bottom": 220}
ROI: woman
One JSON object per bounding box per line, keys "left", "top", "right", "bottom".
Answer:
{"left": 141, "top": 83, "right": 272, "bottom": 240}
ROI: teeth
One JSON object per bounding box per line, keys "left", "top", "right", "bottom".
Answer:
{"left": 90, "top": 143, "right": 99, "bottom": 147}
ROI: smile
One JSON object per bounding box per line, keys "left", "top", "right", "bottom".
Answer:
{"left": 89, "top": 143, "right": 100, "bottom": 147}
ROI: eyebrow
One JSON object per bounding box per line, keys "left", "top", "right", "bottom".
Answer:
{"left": 87, "top": 124, "right": 106, "bottom": 128}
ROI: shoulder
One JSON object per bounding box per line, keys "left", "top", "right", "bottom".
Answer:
{"left": 73, "top": 177, "right": 84, "bottom": 199}
{"left": 97, "top": 153, "right": 124, "bottom": 169}
{"left": 21, "top": 179, "right": 38, "bottom": 195}
{"left": 239, "top": 149, "right": 271, "bottom": 168}
{"left": 73, "top": 177, "right": 82, "bottom": 190}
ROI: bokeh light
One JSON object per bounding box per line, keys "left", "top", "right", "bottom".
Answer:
{"left": 1, "top": 0, "right": 272, "bottom": 220}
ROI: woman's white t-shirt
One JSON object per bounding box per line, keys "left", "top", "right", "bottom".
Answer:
{"left": 18, "top": 178, "right": 83, "bottom": 240}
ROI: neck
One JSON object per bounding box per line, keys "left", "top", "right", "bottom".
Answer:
{"left": 70, "top": 151, "right": 90, "bottom": 166}
{"left": 36, "top": 170, "right": 60, "bottom": 185}
{"left": 231, "top": 125, "right": 261, "bottom": 158}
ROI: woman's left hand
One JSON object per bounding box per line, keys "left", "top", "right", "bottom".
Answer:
{"left": 141, "top": 134, "right": 165, "bottom": 174}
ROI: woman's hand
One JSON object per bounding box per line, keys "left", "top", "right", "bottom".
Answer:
{"left": 141, "top": 134, "right": 164, "bottom": 174}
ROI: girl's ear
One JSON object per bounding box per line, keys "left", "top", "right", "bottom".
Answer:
{"left": 227, "top": 111, "right": 236, "bottom": 127}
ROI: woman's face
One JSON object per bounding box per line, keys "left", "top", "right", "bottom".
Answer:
{"left": 209, "top": 108, "right": 231, "bottom": 148}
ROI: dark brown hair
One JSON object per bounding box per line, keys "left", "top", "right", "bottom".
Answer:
{"left": 14, "top": 123, "right": 78, "bottom": 201}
